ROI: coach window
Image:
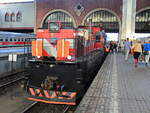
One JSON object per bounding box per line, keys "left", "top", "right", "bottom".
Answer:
{"left": 10, "top": 38, "right": 12, "bottom": 41}
{"left": 0, "top": 39, "right": 3, "bottom": 42}
{"left": 5, "top": 39, "right": 8, "bottom": 42}
{"left": 18, "top": 38, "right": 20, "bottom": 41}
{"left": 5, "top": 12, "right": 9, "bottom": 22}
{"left": 14, "top": 38, "right": 17, "bottom": 41}
{"left": 16, "top": 12, "right": 22, "bottom": 22}
{"left": 10, "top": 13, "right": 15, "bottom": 22}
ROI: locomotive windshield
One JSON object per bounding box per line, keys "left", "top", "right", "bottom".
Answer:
{"left": 48, "top": 22, "right": 59, "bottom": 32}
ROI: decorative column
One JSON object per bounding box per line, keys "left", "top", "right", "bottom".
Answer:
{"left": 121, "top": 0, "right": 136, "bottom": 40}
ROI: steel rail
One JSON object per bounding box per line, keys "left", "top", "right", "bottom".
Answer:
{"left": 20, "top": 102, "right": 38, "bottom": 113}
{"left": 0, "top": 69, "right": 25, "bottom": 79}
{"left": 63, "top": 105, "right": 70, "bottom": 113}
{"left": 0, "top": 76, "right": 25, "bottom": 88}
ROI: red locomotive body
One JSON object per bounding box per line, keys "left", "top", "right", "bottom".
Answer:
{"left": 26, "top": 22, "right": 106, "bottom": 105}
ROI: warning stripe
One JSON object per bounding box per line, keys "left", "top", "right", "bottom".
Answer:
{"left": 29, "top": 88, "right": 76, "bottom": 99}
{"left": 43, "top": 90, "right": 50, "bottom": 98}
{"left": 31, "top": 40, "right": 42, "bottom": 56}
{"left": 42, "top": 49, "right": 49, "bottom": 56}
{"left": 36, "top": 89, "right": 43, "bottom": 97}
{"left": 62, "top": 39, "right": 64, "bottom": 57}
{"left": 100, "top": 32, "right": 103, "bottom": 41}
{"left": 43, "top": 39, "right": 56, "bottom": 57}
{"left": 43, "top": 39, "right": 51, "bottom": 56}
{"left": 64, "top": 41, "right": 70, "bottom": 57}
{"left": 57, "top": 39, "right": 63, "bottom": 57}
{"left": 37, "top": 40, "right": 42, "bottom": 56}
{"left": 68, "top": 92, "right": 76, "bottom": 99}
{"left": 32, "top": 41, "right": 36, "bottom": 56}
{"left": 29, "top": 88, "right": 35, "bottom": 96}
{"left": 50, "top": 92, "right": 57, "bottom": 98}
{"left": 27, "top": 98, "right": 76, "bottom": 105}
{"left": 58, "top": 92, "right": 67, "bottom": 99}
{"left": 57, "top": 39, "right": 70, "bottom": 58}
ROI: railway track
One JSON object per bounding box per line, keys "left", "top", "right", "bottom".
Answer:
{"left": 0, "top": 76, "right": 25, "bottom": 88}
{"left": 0, "top": 69, "right": 76, "bottom": 113}
{"left": 21, "top": 102, "right": 38, "bottom": 113}
{"left": 0, "top": 70, "right": 76, "bottom": 113}
{"left": 21, "top": 102, "right": 75, "bottom": 113}
{"left": 63, "top": 105, "right": 70, "bottom": 113}
{"left": 0, "top": 69, "right": 25, "bottom": 79}
{"left": 0, "top": 70, "right": 27, "bottom": 89}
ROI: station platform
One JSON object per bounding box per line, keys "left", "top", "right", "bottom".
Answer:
{"left": 75, "top": 53, "right": 150, "bottom": 113}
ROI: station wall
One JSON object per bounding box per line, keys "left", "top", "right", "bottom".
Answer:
{"left": 36, "top": 0, "right": 122, "bottom": 29}
{"left": 137, "top": 0, "right": 150, "bottom": 11}
{"left": 0, "top": 2, "right": 35, "bottom": 30}
{"left": 0, "top": 0, "right": 150, "bottom": 32}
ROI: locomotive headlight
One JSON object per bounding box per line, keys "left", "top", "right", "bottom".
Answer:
{"left": 49, "top": 64, "right": 55, "bottom": 68}
{"left": 78, "top": 32, "right": 84, "bottom": 36}
{"left": 37, "top": 56, "right": 41, "bottom": 59}
{"left": 73, "top": 33, "right": 77, "bottom": 37}
{"left": 67, "top": 55, "right": 72, "bottom": 60}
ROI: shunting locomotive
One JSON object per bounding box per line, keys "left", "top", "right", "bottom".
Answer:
{"left": 26, "top": 22, "right": 106, "bottom": 105}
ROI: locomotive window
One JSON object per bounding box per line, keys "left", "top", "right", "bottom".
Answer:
{"left": 49, "top": 22, "right": 59, "bottom": 32}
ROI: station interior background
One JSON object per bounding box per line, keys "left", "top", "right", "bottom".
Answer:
{"left": 0, "top": 0, "right": 150, "bottom": 41}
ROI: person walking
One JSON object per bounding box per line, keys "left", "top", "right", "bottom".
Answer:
{"left": 109, "top": 41, "right": 114, "bottom": 53}
{"left": 104, "top": 43, "right": 110, "bottom": 56}
{"left": 124, "top": 38, "right": 131, "bottom": 61}
{"left": 132, "top": 39, "right": 142, "bottom": 67}
{"left": 143, "top": 39, "right": 150, "bottom": 67}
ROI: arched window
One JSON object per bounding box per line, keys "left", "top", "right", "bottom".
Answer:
{"left": 5, "top": 12, "right": 9, "bottom": 22}
{"left": 10, "top": 12, "right": 15, "bottom": 22}
{"left": 136, "top": 9, "right": 150, "bottom": 33}
{"left": 16, "top": 12, "right": 22, "bottom": 22}
{"left": 84, "top": 10, "right": 119, "bottom": 32}
{"left": 43, "top": 11, "right": 74, "bottom": 29}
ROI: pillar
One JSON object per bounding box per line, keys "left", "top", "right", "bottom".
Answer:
{"left": 121, "top": 0, "right": 136, "bottom": 40}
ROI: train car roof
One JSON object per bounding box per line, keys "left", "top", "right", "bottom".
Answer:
{"left": 0, "top": 31, "right": 35, "bottom": 37}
